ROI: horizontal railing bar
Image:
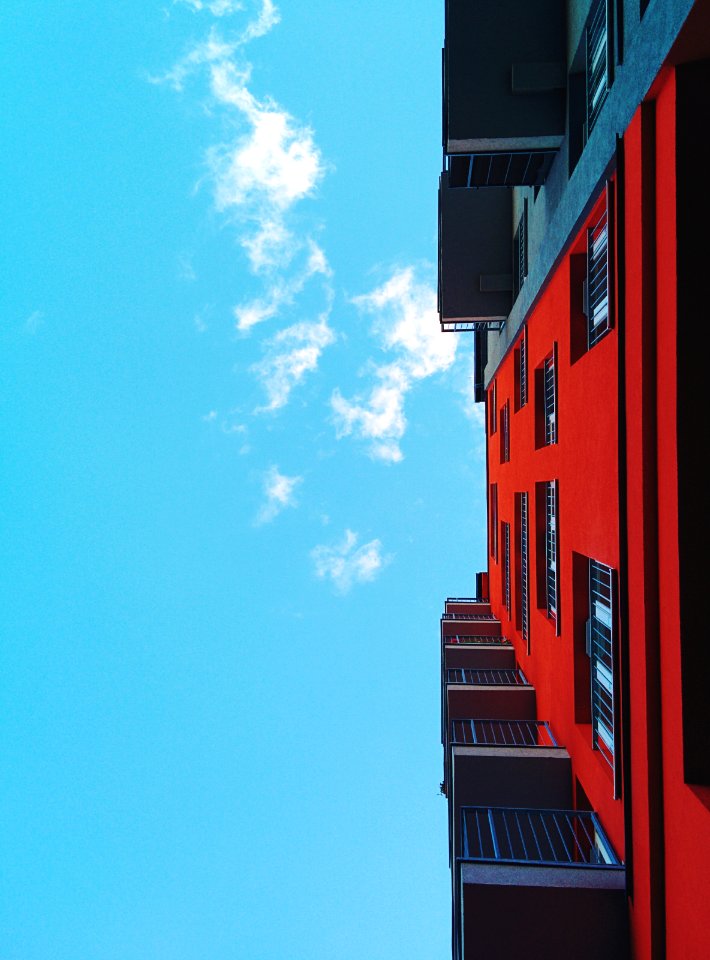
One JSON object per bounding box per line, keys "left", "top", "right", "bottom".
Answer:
{"left": 450, "top": 719, "right": 560, "bottom": 748}
{"left": 459, "top": 806, "right": 622, "bottom": 867}
{"left": 446, "top": 668, "right": 529, "bottom": 686}
{"left": 443, "top": 635, "right": 511, "bottom": 645}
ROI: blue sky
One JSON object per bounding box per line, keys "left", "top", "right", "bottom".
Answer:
{"left": 1, "top": 2, "right": 487, "bottom": 957}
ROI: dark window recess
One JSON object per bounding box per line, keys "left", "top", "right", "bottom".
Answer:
{"left": 502, "top": 521, "right": 511, "bottom": 615}
{"left": 584, "top": 185, "right": 614, "bottom": 347}
{"left": 500, "top": 400, "right": 510, "bottom": 463}
{"left": 588, "top": 559, "right": 619, "bottom": 793}
{"left": 676, "top": 60, "right": 710, "bottom": 787}
{"left": 570, "top": 253, "right": 589, "bottom": 364}
{"left": 473, "top": 328, "right": 488, "bottom": 404}
{"left": 490, "top": 483, "right": 498, "bottom": 562}
{"left": 573, "top": 553, "right": 593, "bottom": 723}
{"left": 545, "top": 481, "right": 559, "bottom": 626}
{"left": 544, "top": 353, "right": 557, "bottom": 444}
{"left": 519, "top": 493, "right": 530, "bottom": 651}
{"left": 513, "top": 200, "right": 528, "bottom": 301}
{"left": 489, "top": 380, "right": 497, "bottom": 435}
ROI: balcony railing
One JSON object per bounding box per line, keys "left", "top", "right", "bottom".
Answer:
{"left": 447, "top": 668, "right": 529, "bottom": 686}
{"left": 442, "top": 612, "right": 497, "bottom": 622}
{"left": 446, "top": 150, "right": 556, "bottom": 188}
{"left": 461, "top": 807, "right": 621, "bottom": 867}
{"left": 444, "top": 635, "right": 511, "bottom": 646}
{"left": 451, "top": 719, "right": 558, "bottom": 747}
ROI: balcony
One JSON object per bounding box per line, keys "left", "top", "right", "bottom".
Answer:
{"left": 447, "top": 722, "right": 572, "bottom": 842}
{"left": 438, "top": 174, "right": 512, "bottom": 331}
{"left": 444, "top": 637, "right": 514, "bottom": 671}
{"left": 455, "top": 807, "right": 627, "bottom": 960}
{"left": 441, "top": 613, "right": 502, "bottom": 641}
{"left": 445, "top": 667, "right": 537, "bottom": 724}
{"left": 444, "top": 598, "right": 491, "bottom": 616}
{"left": 443, "top": 0, "right": 565, "bottom": 177}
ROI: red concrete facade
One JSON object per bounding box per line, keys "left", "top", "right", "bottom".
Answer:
{"left": 483, "top": 63, "right": 710, "bottom": 960}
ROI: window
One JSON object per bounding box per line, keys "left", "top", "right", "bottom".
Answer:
{"left": 513, "top": 199, "right": 528, "bottom": 301}
{"left": 535, "top": 345, "right": 558, "bottom": 448}
{"left": 584, "top": 184, "right": 614, "bottom": 347}
{"left": 500, "top": 400, "right": 510, "bottom": 463}
{"left": 489, "top": 379, "right": 497, "bottom": 434}
{"left": 490, "top": 484, "right": 498, "bottom": 562}
{"left": 568, "top": 0, "right": 614, "bottom": 173}
{"left": 502, "top": 521, "right": 511, "bottom": 615}
{"left": 586, "top": 0, "right": 610, "bottom": 139}
{"left": 543, "top": 353, "right": 557, "bottom": 444}
{"left": 545, "top": 481, "right": 558, "bottom": 624}
{"left": 588, "top": 560, "right": 617, "bottom": 789}
{"left": 520, "top": 493, "right": 529, "bottom": 650}
{"left": 514, "top": 327, "right": 528, "bottom": 411}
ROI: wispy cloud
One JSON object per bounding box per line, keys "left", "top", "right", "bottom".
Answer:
{"left": 234, "top": 239, "right": 330, "bottom": 331}
{"left": 255, "top": 465, "right": 302, "bottom": 525}
{"left": 154, "top": 28, "right": 240, "bottom": 91}
{"left": 252, "top": 314, "right": 336, "bottom": 411}
{"left": 311, "top": 529, "right": 390, "bottom": 593}
{"left": 330, "top": 266, "right": 457, "bottom": 462}
{"left": 25, "top": 310, "right": 44, "bottom": 334}
{"left": 178, "top": 253, "right": 197, "bottom": 281}
{"left": 207, "top": 59, "right": 326, "bottom": 278}
{"left": 175, "top": 0, "right": 245, "bottom": 16}
{"left": 155, "top": 3, "right": 329, "bottom": 344}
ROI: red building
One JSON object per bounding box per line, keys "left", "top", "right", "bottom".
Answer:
{"left": 438, "top": 2, "right": 710, "bottom": 958}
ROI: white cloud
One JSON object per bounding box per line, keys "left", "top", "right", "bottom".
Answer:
{"left": 255, "top": 465, "right": 302, "bottom": 525}
{"left": 175, "top": 0, "right": 245, "bottom": 15}
{"left": 234, "top": 239, "right": 330, "bottom": 331}
{"left": 154, "top": 28, "right": 240, "bottom": 91}
{"left": 330, "top": 266, "right": 457, "bottom": 462}
{"left": 331, "top": 365, "right": 407, "bottom": 464}
{"left": 240, "top": 0, "right": 280, "bottom": 42}
{"left": 311, "top": 529, "right": 390, "bottom": 593}
{"left": 252, "top": 314, "right": 336, "bottom": 411}
{"left": 155, "top": 6, "right": 328, "bottom": 336}
{"left": 207, "top": 60, "right": 326, "bottom": 277}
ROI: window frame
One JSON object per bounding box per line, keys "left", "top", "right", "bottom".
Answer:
{"left": 585, "top": 0, "right": 613, "bottom": 140}
{"left": 502, "top": 520, "right": 511, "bottom": 616}
{"left": 545, "top": 480, "right": 560, "bottom": 631}
{"left": 543, "top": 350, "right": 557, "bottom": 445}
{"left": 520, "top": 492, "right": 530, "bottom": 651}
{"left": 584, "top": 182, "right": 615, "bottom": 348}
{"left": 500, "top": 399, "right": 510, "bottom": 463}
{"left": 489, "top": 379, "right": 498, "bottom": 435}
{"left": 587, "top": 558, "right": 620, "bottom": 796}
{"left": 513, "top": 199, "right": 528, "bottom": 302}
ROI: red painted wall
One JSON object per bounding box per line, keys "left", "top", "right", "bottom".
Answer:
{"left": 485, "top": 64, "right": 710, "bottom": 960}
{"left": 486, "top": 185, "right": 624, "bottom": 852}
